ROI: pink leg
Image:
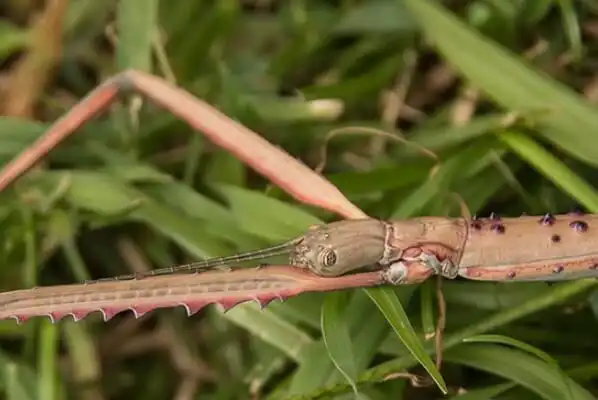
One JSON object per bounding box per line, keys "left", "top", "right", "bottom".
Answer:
{"left": 0, "top": 69, "right": 366, "bottom": 220}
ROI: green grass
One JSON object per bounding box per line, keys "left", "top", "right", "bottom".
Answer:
{"left": 1, "top": 0, "right": 598, "bottom": 399}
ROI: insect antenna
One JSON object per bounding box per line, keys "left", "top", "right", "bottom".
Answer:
{"left": 86, "top": 237, "right": 303, "bottom": 283}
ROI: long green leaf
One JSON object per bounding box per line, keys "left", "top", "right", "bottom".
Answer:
{"left": 219, "top": 303, "right": 313, "bottom": 362}
{"left": 444, "top": 343, "right": 594, "bottom": 400}
{"left": 116, "top": 0, "right": 158, "bottom": 71}
{"left": 365, "top": 287, "right": 447, "bottom": 394}
{"left": 403, "top": 0, "right": 598, "bottom": 166}
{"left": 498, "top": 130, "right": 598, "bottom": 212}
{"left": 320, "top": 292, "right": 359, "bottom": 395}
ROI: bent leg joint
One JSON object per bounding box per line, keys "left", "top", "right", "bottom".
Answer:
{"left": 411, "top": 252, "right": 459, "bottom": 279}
{"left": 381, "top": 262, "right": 408, "bottom": 285}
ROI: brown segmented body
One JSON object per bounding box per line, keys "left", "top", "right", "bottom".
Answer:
{"left": 456, "top": 213, "right": 598, "bottom": 281}
{"left": 385, "top": 216, "right": 469, "bottom": 269}
{"left": 335, "top": 213, "right": 598, "bottom": 282}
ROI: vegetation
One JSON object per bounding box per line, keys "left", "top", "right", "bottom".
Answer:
{"left": 1, "top": 0, "right": 598, "bottom": 399}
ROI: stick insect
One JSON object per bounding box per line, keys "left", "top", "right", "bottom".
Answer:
{"left": 0, "top": 70, "right": 597, "bottom": 326}
{"left": 0, "top": 208, "right": 596, "bottom": 323}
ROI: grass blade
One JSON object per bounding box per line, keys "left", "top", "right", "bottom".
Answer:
{"left": 444, "top": 343, "right": 594, "bottom": 400}
{"left": 498, "top": 130, "right": 598, "bottom": 212}
{"left": 404, "top": 0, "right": 598, "bottom": 165}
{"left": 116, "top": 0, "right": 158, "bottom": 72}
{"left": 320, "top": 292, "right": 359, "bottom": 396}
{"left": 365, "top": 287, "right": 447, "bottom": 394}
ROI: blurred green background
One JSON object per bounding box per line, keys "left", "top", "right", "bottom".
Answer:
{"left": 1, "top": 0, "right": 598, "bottom": 399}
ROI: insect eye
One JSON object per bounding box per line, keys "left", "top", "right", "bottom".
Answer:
{"left": 318, "top": 248, "right": 337, "bottom": 267}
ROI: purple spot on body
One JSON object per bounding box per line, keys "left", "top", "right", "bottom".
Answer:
{"left": 470, "top": 221, "right": 482, "bottom": 230}
{"left": 551, "top": 234, "right": 561, "bottom": 243}
{"left": 569, "top": 220, "right": 588, "bottom": 232}
{"left": 590, "top": 264, "right": 598, "bottom": 270}
{"left": 507, "top": 271, "right": 516, "bottom": 279}
{"left": 490, "top": 223, "right": 505, "bottom": 234}
{"left": 539, "top": 213, "right": 555, "bottom": 226}
{"left": 553, "top": 265, "right": 564, "bottom": 274}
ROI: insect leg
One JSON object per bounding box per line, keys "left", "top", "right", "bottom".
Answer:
{"left": 411, "top": 252, "right": 459, "bottom": 279}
